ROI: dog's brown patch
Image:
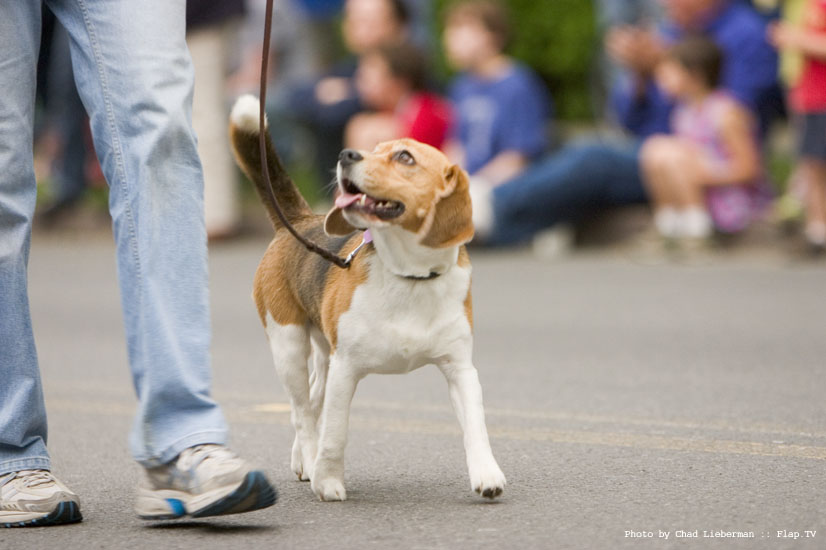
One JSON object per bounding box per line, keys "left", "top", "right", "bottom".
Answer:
{"left": 458, "top": 247, "right": 473, "bottom": 330}
{"left": 320, "top": 246, "right": 371, "bottom": 351}
{"left": 418, "top": 165, "right": 474, "bottom": 248}
{"left": 254, "top": 216, "right": 372, "bottom": 351}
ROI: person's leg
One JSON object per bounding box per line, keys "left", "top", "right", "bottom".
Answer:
{"left": 797, "top": 114, "right": 826, "bottom": 249}
{"left": 488, "top": 141, "right": 647, "bottom": 245}
{"left": 48, "top": 0, "right": 227, "bottom": 466}
{"left": 0, "top": 1, "right": 83, "bottom": 528}
{"left": 639, "top": 136, "right": 680, "bottom": 238}
{"left": 45, "top": 23, "right": 89, "bottom": 209}
{"left": 657, "top": 144, "right": 711, "bottom": 239}
{"left": 815, "top": 165, "right": 826, "bottom": 245}
{"left": 801, "top": 159, "right": 826, "bottom": 247}
{"left": 188, "top": 22, "right": 241, "bottom": 238}
{"left": 0, "top": 0, "right": 51, "bottom": 477}
{"left": 640, "top": 136, "right": 672, "bottom": 205}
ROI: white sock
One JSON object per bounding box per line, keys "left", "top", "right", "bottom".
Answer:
{"left": 653, "top": 207, "right": 679, "bottom": 238}
{"left": 679, "top": 207, "right": 712, "bottom": 239}
{"left": 805, "top": 222, "right": 826, "bottom": 245}
{"left": 469, "top": 178, "right": 494, "bottom": 239}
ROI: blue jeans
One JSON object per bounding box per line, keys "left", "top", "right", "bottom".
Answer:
{"left": 0, "top": 0, "right": 227, "bottom": 475}
{"left": 45, "top": 20, "right": 89, "bottom": 207}
{"left": 488, "top": 140, "right": 648, "bottom": 245}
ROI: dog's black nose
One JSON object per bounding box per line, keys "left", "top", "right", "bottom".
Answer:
{"left": 339, "top": 149, "right": 363, "bottom": 167}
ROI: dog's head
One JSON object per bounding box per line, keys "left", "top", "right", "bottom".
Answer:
{"left": 325, "top": 139, "right": 474, "bottom": 248}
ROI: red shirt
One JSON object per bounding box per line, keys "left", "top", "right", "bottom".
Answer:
{"left": 792, "top": 0, "right": 826, "bottom": 112}
{"left": 397, "top": 93, "right": 453, "bottom": 150}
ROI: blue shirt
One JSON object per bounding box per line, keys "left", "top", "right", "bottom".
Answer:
{"left": 611, "top": 0, "right": 780, "bottom": 139}
{"left": 449, "top": 63, "right": 552, "bottom": 175}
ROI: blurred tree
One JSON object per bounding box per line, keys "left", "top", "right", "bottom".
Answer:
{"left": 434, "top": 0, "right": 598, "bottom": 121}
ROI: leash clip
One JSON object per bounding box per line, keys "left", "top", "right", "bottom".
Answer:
{"left": 344, "top": 229, "right": 372, "bottom": 265}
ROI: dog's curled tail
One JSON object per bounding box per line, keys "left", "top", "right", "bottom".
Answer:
{"left": 229, "top": 94, "right": 312, "bottom": 231}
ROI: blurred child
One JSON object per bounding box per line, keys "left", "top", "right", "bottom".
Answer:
{"left": 281, "top": 0, "right": 411, "bottom": 190}
{"left": 640, "top": 36, "right": 762, "bottom": 251}
{"left": 770, "top": 0, "right": 826, "bottom": 255}
{"left": 772, "top": 0, "right": 809, "bottom": 232}
{"left": 346, "top": 43, "right": 452, "bottom": 151}
{"left": 442, "top": 0, "right": 552, "bottom": 187}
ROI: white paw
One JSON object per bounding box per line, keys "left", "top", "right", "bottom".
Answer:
{"left": 312, "top": 477, "right": 347, "bottom": 501}
{"left": 230, "top": 94, "right": 266, "bottom": 132}
{"left": 469, "top": 460, "right": 506, "bottom": 499}
{"left": 290, "top": 436, "right": 317, "bottom": 481}
{"left": 291, "top": 438, "right": 309, "bottom": 481}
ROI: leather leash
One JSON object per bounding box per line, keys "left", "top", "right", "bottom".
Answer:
{"left": 258, "top": 0, "right": 352, "bottom": 269}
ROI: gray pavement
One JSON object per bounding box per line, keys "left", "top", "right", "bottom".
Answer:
{"left": 6, "top": 230, "right": 826, "bottom": 549}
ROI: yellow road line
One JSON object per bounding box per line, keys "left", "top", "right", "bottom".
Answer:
{"left": 252, "top": 403, "right": 826, "bottom": 461}
{"left": 256, "top": 401, "right": 826, "bottom": 440}
{"left": 45, "top": 398, "right": 826, "bottom": 461}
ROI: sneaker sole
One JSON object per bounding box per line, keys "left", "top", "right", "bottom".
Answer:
{"left": 2, "top": 501, "right": 82, "bottom": 528}
{"left": 138, "top": 471, "right": 277, "bottom": 520}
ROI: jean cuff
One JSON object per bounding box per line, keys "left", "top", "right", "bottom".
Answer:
{"left": 135, "top": 430, "right": 228, "bottom": 468}
{"left": 0, "top": 456, "right": 51, "bottom": 476}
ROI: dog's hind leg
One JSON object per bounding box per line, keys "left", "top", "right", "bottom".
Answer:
{"left": 294, "top": 327, "right": 330, "bottom": 481}
{"left": 439, "top": 359, "right": 507, "bottom": 499}
{"left": 265, "top": 316, "right": 317, "bottom": 481}
{"left": 308, "top": 327, "right": 330, "bottom": 431}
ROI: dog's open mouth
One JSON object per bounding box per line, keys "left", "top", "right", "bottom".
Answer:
{"left": 335, "top": 178, "right": 405, "bottom": 220}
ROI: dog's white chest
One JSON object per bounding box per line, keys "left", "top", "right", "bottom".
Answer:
{"left": 335, "top": 262, "right": 472, "bottom": 374}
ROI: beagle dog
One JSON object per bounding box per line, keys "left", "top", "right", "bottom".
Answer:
{"left": 229, "top": 95, "right": 505, "bottom": 501}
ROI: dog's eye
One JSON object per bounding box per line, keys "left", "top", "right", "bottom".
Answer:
{"left": 393, "top": 150, "right": 416, "bottom": 166}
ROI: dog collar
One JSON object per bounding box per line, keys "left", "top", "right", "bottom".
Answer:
{"left": 402, "top": 271, "right": 441, "bottom": 280}
{"left": 345, "top": 229, "right": 443, "bottom": 280}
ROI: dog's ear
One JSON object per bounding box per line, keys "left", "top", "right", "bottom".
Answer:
{"left": 324, "top": 206, "right": 358, "bottom": 236}
{"left": 419, "top": 164, "right": 474, "bottom": 248}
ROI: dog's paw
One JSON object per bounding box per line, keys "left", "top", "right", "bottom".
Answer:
{"left": 311, "top": 477, "right": 347, "bottom": 501}
{"left": 469, "top": 461, "right": 506, "bottom": 500}
{"left": 291, "top": 438, "right": 311, "bottom": 481}
{"left": 230, "top": 94, "right": 266, "bottom": 132}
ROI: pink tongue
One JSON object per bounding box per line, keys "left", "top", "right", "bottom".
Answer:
{"left": 335, "top": 193, "right": 362, "bottom": 209}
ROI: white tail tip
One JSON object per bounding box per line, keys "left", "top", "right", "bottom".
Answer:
{"left": 230, "top": 94, "right": 266, "bottom": 132}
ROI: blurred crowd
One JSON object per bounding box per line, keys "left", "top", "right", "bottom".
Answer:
{"left": 32, "top": 0, "right": 826, "bottom": 260}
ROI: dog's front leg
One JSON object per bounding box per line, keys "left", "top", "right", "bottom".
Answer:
{"left": 311, "top": 356, "right": 360, "bottom": 501}
{"left": 439, "top": 361, "right": 506, "bottom": 499}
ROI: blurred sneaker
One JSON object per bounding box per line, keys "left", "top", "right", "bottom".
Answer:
{"left": 135, "top": 444, "right": 277, "bottom": 520}
{"left": 788, "top": 238, "right": 826, "bottom": 262}
{"left": 0, "top": 470, "right": 82, "bottom": 528}
{"left": 532, "top": 224, "right": 575, "bottom": 261}
{"left": 773, "top": 192, "right": 804, "bottom": 235}
{"left": 628, "top": 228, "right": 677, "bottom": 265}
{"left": 675, "top": 236, "right": 715, "bottom": 265}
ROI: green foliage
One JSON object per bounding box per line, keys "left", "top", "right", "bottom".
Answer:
{"left": 434, "top": 0, "right": 599, "bottom": 121}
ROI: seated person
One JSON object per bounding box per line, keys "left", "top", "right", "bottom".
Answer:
{"left": 641, "top": 36, "right": 763, "bottom": 250}
{"left": 475, "top": 0, "right": 779, "bottom": 247}
{"left": 442, "top": 0, "right": 553, "bottom": 187}
{"left": 345, "top": 43, "right": 452, "bottom": 151}
{"left": 282, "top": 0, "right": 411, "bottom": 181}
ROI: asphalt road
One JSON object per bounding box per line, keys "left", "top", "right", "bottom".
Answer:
{"left": 5, "top": 231, "right": 826, "bottom": 549}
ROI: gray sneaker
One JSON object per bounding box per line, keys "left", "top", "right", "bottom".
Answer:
{"left": 135, "top": 444, "right": 277, "bottom": 520}
{"left": 0, "top": 470, "right": 82, "bottom": 527}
